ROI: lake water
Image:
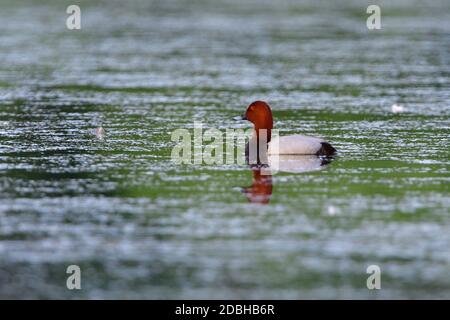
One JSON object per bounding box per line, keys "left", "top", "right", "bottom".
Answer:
{"left": 0, "top": 0, "right": 449, "bottom": 298}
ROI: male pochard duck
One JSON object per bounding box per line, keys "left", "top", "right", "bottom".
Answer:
{"left": 241, "top": 101, "right": 336, "bottom": 159}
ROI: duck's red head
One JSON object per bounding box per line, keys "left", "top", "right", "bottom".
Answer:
{"left": 242, "top": 101, "right": 273, "bottom": 142}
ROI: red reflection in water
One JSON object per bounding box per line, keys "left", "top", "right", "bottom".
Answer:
{"left": 242, "top": 169, "right": 273, "bottom": 204}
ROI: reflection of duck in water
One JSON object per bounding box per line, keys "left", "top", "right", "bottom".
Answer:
{"left": 242, "top": 169, "right": 273, "bottom": 204}
{"left": 242, "top": 156, "right": 333, "bottom": 204}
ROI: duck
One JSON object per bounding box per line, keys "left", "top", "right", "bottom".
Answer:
{"left": 241, "top": 101, "right": 336, "bottom": 162}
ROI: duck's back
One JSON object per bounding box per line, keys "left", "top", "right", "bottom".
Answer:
{"left": 268, "top": 134, "right": 335, "bottom": 156}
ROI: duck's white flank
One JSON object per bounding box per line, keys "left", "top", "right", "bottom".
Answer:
{"left": 268, "top": 134, "right": 324, "bottom": 155}
{"left": 268, "top": 155, "right": 327, "bottom": 173}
